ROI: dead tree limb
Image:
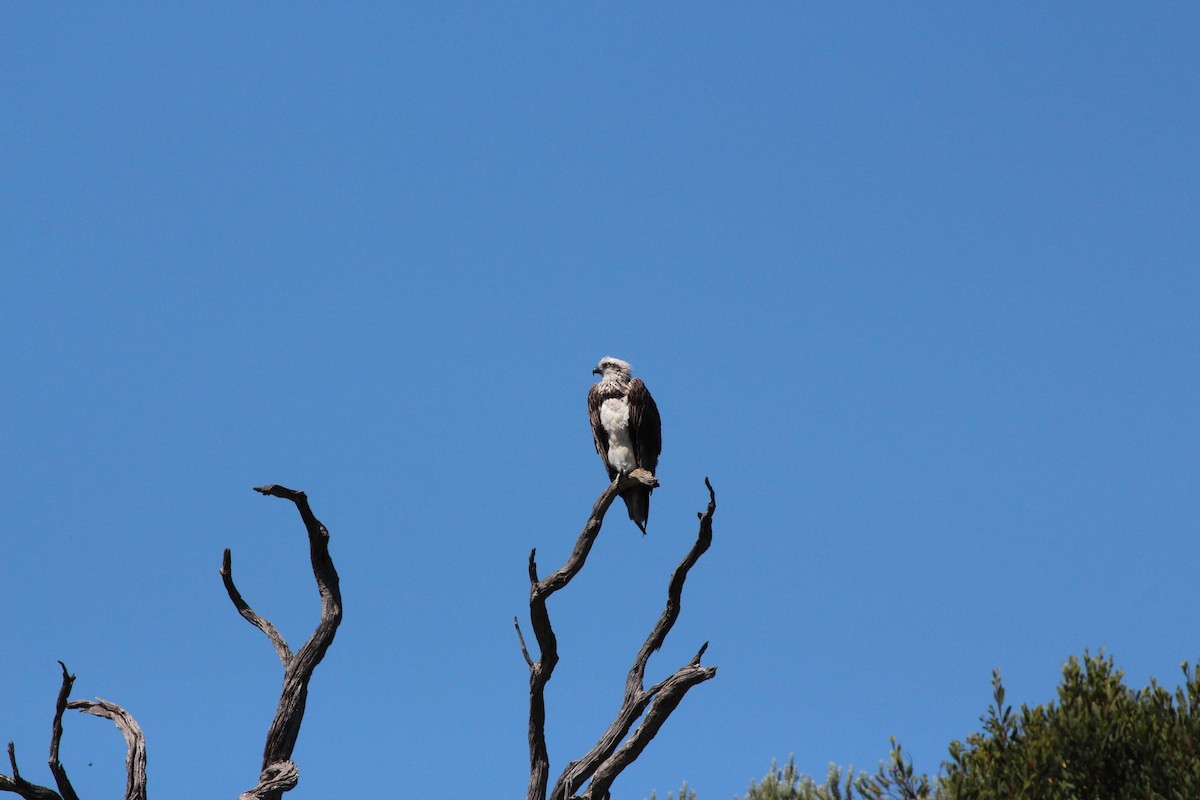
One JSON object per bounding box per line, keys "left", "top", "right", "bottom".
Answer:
{"left": 522, "top": 472, "right": 717, "bottom": 800}
{"left": 4, "top": 484, "right": 339, "bottom": 800}
{"left": 1, "top": 662, "right": 146, "bottom": 800}
{"left": 522, "top": 471, "right": 648, "bottom": 800}
{"left": 65, "top": 700, "right": 146, "bottom": 800}
{"left": 0, "top": 742, "right": 60, "bottom": 800}
{"left": 47, "top": 662, "right": 80, "bottom": 800}
{"left": 223, "top": 485, "right": 343, "bottom": 800}
{"left": 555, "top": 478, "right": 717, "bottom": 800}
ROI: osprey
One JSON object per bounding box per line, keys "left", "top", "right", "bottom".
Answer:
{"left": 588, "top": 356, "right": 662, "bottom": 534}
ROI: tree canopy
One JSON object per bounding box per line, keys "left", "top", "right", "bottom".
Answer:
{"left": 696, "top": 650, "right": 1200, "bottom": 800}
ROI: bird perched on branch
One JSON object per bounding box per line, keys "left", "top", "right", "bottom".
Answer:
{"left": 588, "top": 356, "right": 662, "bottom": 534}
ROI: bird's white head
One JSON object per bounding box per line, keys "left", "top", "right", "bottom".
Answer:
{"left": 593, "top": 356, "right": 633, "bottom": 383}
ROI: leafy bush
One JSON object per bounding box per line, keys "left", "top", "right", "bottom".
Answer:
{"left": 646, "top": 782, "right": 696, "bottom": 800}
{"left": 944, "top": 652, "right": 1200, "bottom": 799}
{"left": 739, "top": 747, "right": 933, "bottom": 800}
{"left": 703, "top": 650, "right": 1200, "bottom": 800}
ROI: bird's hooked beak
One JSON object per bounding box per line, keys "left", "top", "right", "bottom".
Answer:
{"left": 593, "top": 366, "right": 603, "bottom": 375}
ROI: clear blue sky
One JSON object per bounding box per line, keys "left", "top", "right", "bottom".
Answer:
{"left": 2, "top": 4, "right": 1197, "bottom": 799}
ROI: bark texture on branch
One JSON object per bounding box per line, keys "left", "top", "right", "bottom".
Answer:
{"left": 1, "top": 662, "right": 147, "bottom": 800}
{"left": 237, "top": 760, "right": 298, "bottom": 800}
{"left": 47, "top": 662, "right": 80, "bottom": 800}
{"left": 3, "top": 484, "right": 339, "bottom": 800}
{"left": 521, "top": 472, "right": 717, "bottom": 800}
{"left": 223, "top": 485, "right": 343, "bottom": 800}
{"left": 0, "top": 742, "right": 60, "bottom": 800}
{"left": 65, "top": 700, "right": 146, "bottom": 800}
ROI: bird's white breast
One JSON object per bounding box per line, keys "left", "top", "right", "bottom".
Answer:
{"left": 600, "top": 397, "right": 635, "bottom": 472}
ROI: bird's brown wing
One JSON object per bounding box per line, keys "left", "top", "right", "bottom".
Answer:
{"left": 587, "top": 384, "right": 618, "bottom": 480}
{"left": 626, "top": 378, "right": 662, "bottom": 475}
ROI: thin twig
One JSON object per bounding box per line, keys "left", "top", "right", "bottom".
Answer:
{"left": 221, "top": 549, "right": 293, "bottom": 665}
{"left": 514, "top": 617, "right": 534, "bottom": 668}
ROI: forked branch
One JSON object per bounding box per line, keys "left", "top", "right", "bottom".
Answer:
{"left": 3, "top": 485, "right": 340, "bottom": 800}
{"left": 223, "top": 485, "right": 343, "bottom": 800}
{"left": 522, "top": 470, "right": 653, "bottom": 800}
{"left": 1, "top": 662, "right": 146, "bottom": 800}
{"left": 0, "top": 742, "right": 60, "bottom": 800}
{"left": 521, "top": 473, "right": 717, "bottom": 800}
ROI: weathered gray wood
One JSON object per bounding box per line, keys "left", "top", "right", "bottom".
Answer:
{"left": 3, "top": 484, "right": 341, "bottom": 800}
{"left": 1, "top": 662, "right": 146, "bottom": 800}
{"left": 237, "top": 760, "right": 298, "bottom": 800}
{"left": 66, "top": 700, "right": 146, "bottom": 800}
{"left": 222, "top": 549, "right": 292, "bottom": 664}
{"left": 523, "top": 473, "right": 717, "bottom": 800}
{"left": 48, "top": 662, "right": 80, "bottom": 800}
{"left": 0, "top": 742, "right": 62, "bottom": 800}
{"left": 226, "top": 485, "right": 343, "bottom": 800}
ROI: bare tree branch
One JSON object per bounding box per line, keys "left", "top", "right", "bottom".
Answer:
{"left": 230, "top": 485, "right": 343, "bottom": 800}
{"left": 222, "top": 548, "right": 293, "bottom": 664}
{"left": 6, "top": 485, "right": 341, "bottom": 800}
{"left": 0, "top": 742, "right": 60, "bottom": 800}
{"left": 2, "top": 663, "right": 146, "bottom": 800}
{"left": 552, "top": 478, "right": 717, "bottom": 800}
{"left": 537, "top": 470, "right": 656, "bottom": 595}
{"left": 514, "top": 617, "right": 535, "bottom": 668}
{"left": 525, "top": 473, "right": 716, "bottom": 800}
{"left": 524, "top": 471, "right": 652, "bottom": 800}
{"left": 66, "top": 700, "right": 146, "bottom": 800}
{"left": 48, "top": 663, "right": 79, "bottom": 800}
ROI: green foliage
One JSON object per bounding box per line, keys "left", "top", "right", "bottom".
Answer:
{"left": 682, "top": 649, "right": 1200, "bottom": 800}
{"left": 739, "top": 755, "right": 855, "bottom": 800}
{"left": 944, "top": 652, "right": 1200, "bottom": 799}
{"left": 646, "top": 781, "right": 696, "bottom": 800}
{"left": 738, "top": 749, "right": 935, "bottom": 800}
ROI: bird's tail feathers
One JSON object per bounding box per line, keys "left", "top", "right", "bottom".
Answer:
{"left": 621, "top": 486, "right": 651, "bottom": 536}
